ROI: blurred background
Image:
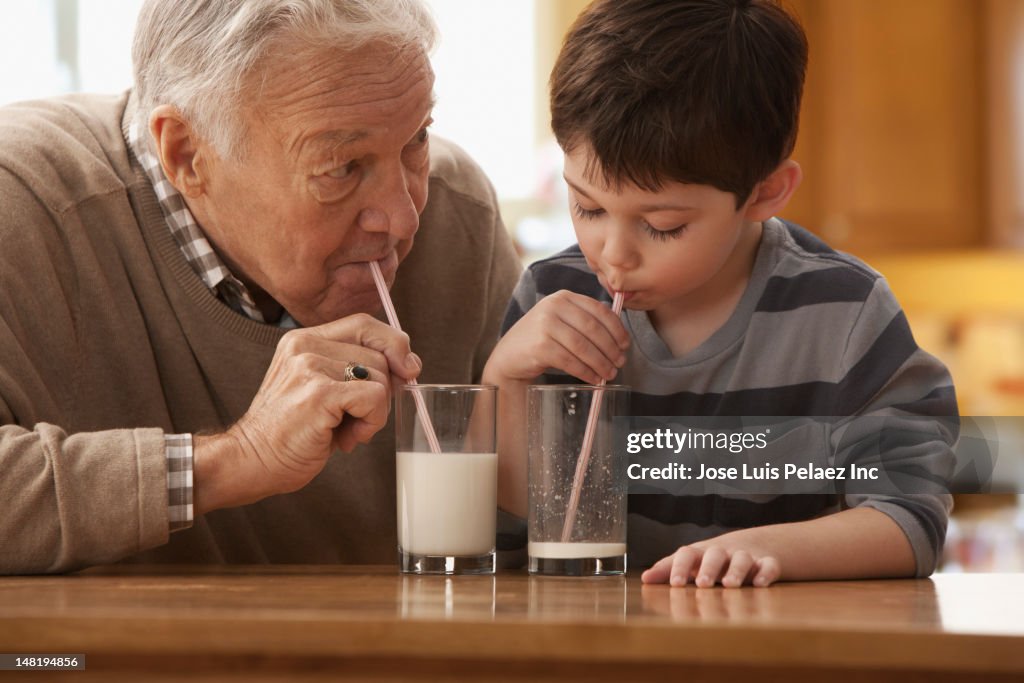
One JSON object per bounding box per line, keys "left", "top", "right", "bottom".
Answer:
{"left": 2, "top": 0, "right": 1022, "bottom": 571}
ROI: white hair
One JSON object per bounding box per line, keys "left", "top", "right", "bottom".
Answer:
{"left": 131, "top": 0, "right": 438, "bottom": 159}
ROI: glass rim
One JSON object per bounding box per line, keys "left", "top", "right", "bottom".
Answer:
{"left": 400, "top": 383, "right": 497, "bottom": 392}
{"left": 527, "top": 384, "right": 629, "bottom": 392}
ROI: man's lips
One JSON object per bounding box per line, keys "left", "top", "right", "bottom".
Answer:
{"left": 336, "top": 249, "right": 397, "bottom": 273}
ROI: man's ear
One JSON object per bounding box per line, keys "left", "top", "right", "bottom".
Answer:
{"left": 743, "top": 159, "right": 802, "bottom": 221}
{"left": 149, "top": 105, "right": 207, "bottom": 198}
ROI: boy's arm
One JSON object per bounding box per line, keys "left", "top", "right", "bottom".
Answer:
{"left": 641, "top": 506, "right": 915, "bottom": 587}
{"left": 485, "top": 277, "right": 630, "bottom": 518}
{"left": 644, "top": 276, "right": 956, "bottom": 587}
{"left": 484, "top": 372, "right": 531, "bottom": 518}
{"left": 829, "top": 277, "right": 957, "bottom": 576}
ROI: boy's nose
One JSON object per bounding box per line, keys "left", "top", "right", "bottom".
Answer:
{"left": 601, "top": 231, "right": 639, "bottom": 271}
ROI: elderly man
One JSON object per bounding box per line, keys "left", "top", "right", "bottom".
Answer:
{"left": 0, "top": 0, "right": 521, "bottom": 573}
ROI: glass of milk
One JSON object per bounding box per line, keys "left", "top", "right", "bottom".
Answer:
{"left": 396, "top": 384, "right": 497, "bottom": 574}
{"left": 527, "top": 385, "right": 630, "bottom": 576}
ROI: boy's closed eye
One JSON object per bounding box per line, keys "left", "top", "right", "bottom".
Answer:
{"left": 572, "top": 201, "right": 688, "bottom": 241}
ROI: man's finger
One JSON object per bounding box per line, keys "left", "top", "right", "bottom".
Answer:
{"left": 301, "top": 313, "right": 422, "bottom": 379}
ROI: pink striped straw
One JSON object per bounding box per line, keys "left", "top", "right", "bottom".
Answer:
{"left": 560, "top": 291, "right": 625, "bottom": 543}
{"left": 368, "top": 260, "right": 442, "bottom": 454}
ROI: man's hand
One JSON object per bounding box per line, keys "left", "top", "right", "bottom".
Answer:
{"left": 194, "top": 314, "right": 422, "bottom": 514}
{"left": 484, "top": 290, "right": 629, "bottom": 386}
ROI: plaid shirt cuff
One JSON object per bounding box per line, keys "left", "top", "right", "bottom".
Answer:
{"left": 165, "top": 433, "right": 194, "bottom": 532}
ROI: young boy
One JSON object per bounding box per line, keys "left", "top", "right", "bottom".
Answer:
{"left": 483, "top": 0, "right": 957, "bottom": 587}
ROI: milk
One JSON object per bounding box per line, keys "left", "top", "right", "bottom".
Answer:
{"left": 397, "top": 451, "right": 497, "bottom": 556}
{"left": 529, "top": 542, "right": 627, "bottom": 559}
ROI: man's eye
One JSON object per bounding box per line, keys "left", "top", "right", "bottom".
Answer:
{"left": 325, "top": 161, "right": 357, "bottom": 180}
{"left": 413, "top": 127, "right": 430, "bottom": 145}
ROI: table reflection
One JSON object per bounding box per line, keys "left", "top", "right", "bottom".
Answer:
{"left": 527, "top": 575, "right": 627, "bottom": 621}
{"left": 639, "top": 579, "right": 942, "bottom": 632}
{"left": 398, "top": 574, "right": 496, "bottom": 620}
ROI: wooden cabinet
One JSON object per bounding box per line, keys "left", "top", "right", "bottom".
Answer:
{"left": 985, "top": 0, "right": 1024, "bottom": 249}
{"left": 783, "top": 0, "right": 986, "bottom": 255}
{"left": 543, "top": 0, "right": 1019, "bottom": 254}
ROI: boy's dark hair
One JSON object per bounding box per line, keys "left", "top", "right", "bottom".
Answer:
{"left": 550, "top": 0, "right": 807, "bottom": 205}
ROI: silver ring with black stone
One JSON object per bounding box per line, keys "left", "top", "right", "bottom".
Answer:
{"left": 343, "top": 363, "right": 370, "bottom": 382}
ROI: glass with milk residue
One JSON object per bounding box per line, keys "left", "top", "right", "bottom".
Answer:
{"left": 528, "top": 385, "right": 630, "bottom": 576}
{"left": 396, "top": 384, "right": 497, "bottom": 574}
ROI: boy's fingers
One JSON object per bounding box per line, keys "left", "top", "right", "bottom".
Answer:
{"left": 548, "top": 324, "right": 618, "bottom": 382}
{"left": 721, "top": 550, "right": 755, "bottom": 588}
{"left": 640, "top": 554, "right": 675, "bottom": 584}
{"left": 560, "top": 296, "right": 629, "bottom": 358}
{"left": 548, "top": 303, "right": 624, "bottom": 375}
{"left": 670, "top": 546, "right": 701, "bottom": 586}
{"left": 752, "top": 556, "right": 781, "bottom": 587}
{"left": 569, "top": 293, "right": 631, "bottom": 349}
{"left": 645, "top": 548, "right": 780, "bottom": 588}
{"left": 695, "top": 547, "right": 729, "bottom": 587}
{"left": 544, "top": 291, "right": 629, "bottom": 351}
{"left": 548, "top": 339, "right": 605, "bottom": 385}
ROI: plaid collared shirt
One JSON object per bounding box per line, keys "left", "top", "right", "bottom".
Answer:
{"left": 126, "top": 123, "right": 299, "bottom": 532}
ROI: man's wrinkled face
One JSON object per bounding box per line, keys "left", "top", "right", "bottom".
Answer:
{"left": 193, "top": 42, "right": 435, "bottom": 326}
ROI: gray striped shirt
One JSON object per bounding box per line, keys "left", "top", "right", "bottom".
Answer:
{"left": 502, "top": 218, "right": 957, "bottom": 574}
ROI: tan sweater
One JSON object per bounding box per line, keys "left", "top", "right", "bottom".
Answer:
{"left": 0, "top": 92, "right": 522, "bottom": 573}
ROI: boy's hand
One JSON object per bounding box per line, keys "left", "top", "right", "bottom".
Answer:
{"left": 484, "top": 290, "right": 630, "bottom": 385}
{"left": 641, "top": 539, "right": 782, "bottom": 588}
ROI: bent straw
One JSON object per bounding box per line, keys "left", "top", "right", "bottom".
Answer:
{"left": 368, "top": 260, "right": 442, "bottom": 454}
{"left": 560, "top": 291, "right": 625, "bottom": 543}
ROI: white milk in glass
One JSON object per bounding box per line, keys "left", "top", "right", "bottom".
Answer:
{"left": 528, "top": 542, "right": 627, "bottom": 559}
{"left": 397, "top": 450, "right": 497, "bottom": 556}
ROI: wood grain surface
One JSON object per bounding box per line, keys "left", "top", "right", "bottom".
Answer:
{"left": 1, "top": 566, "right": 1021, "bottom": 681}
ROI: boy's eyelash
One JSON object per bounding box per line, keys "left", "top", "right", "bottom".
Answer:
{"left": 573, "top": 203, "right": 604, "bottom": 220}
{"left": 643, "top": 223, "right": 687, "bottom": 241}
{"left": 573, "top": 202, "right": 687, "bottom": 240}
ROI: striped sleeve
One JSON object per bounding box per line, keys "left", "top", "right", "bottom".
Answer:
{"left": 499, "top": 271, "right": 534, "bottom": 335}
{"left": 831, "top": 278, "right": 957, "bottom": 576}
{"left": 501, "top": 245, "right": 607, "bottom": 336}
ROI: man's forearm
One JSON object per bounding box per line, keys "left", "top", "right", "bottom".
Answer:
{"left": 192, "top": 430, "right": 270, "bottom": 515}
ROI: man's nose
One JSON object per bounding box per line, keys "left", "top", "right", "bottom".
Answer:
{"left": 357, "top": 164, "right": 422, "bottom": 239}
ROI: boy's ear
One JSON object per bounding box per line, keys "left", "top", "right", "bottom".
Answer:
{"left": 149, "top": 105, "right": 208, "bottom": 199}
{"left": 742, "top": 160, "right": 803, "bottom": 221}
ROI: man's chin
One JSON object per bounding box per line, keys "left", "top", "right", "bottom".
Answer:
{"left": 289, "top": 295, "right": 384, "bottom": 328}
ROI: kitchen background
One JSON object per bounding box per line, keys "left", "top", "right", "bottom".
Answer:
{"left": 2, "top": 0, "right": 1022, "bottom": 571}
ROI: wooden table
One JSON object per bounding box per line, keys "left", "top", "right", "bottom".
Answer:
{"left": 1, "top": 566, "right": 1022, "bottom": 681}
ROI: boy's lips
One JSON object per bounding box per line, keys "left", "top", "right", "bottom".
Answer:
{"left": 605, "top": 286, "right": 636, "bottom": 301}
{"left": 597, "top": 272, "right": 637, "bottom": 301}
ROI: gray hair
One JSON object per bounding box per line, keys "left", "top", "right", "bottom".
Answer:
{"left": 131, "top": 0, "right": 438, "bottom": 159}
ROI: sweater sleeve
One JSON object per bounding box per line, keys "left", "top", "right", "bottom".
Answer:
{"left": 0, "top": 166, "right": 170, "bottom": 574}
{"left": 0, "top": 423, "right": 170, "bottom": 574}
{"left": 470, "top": 177, "right": 523, "bottom": 383}
{"left": 831, "top": 278, "right": 957, "bottom": 577}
